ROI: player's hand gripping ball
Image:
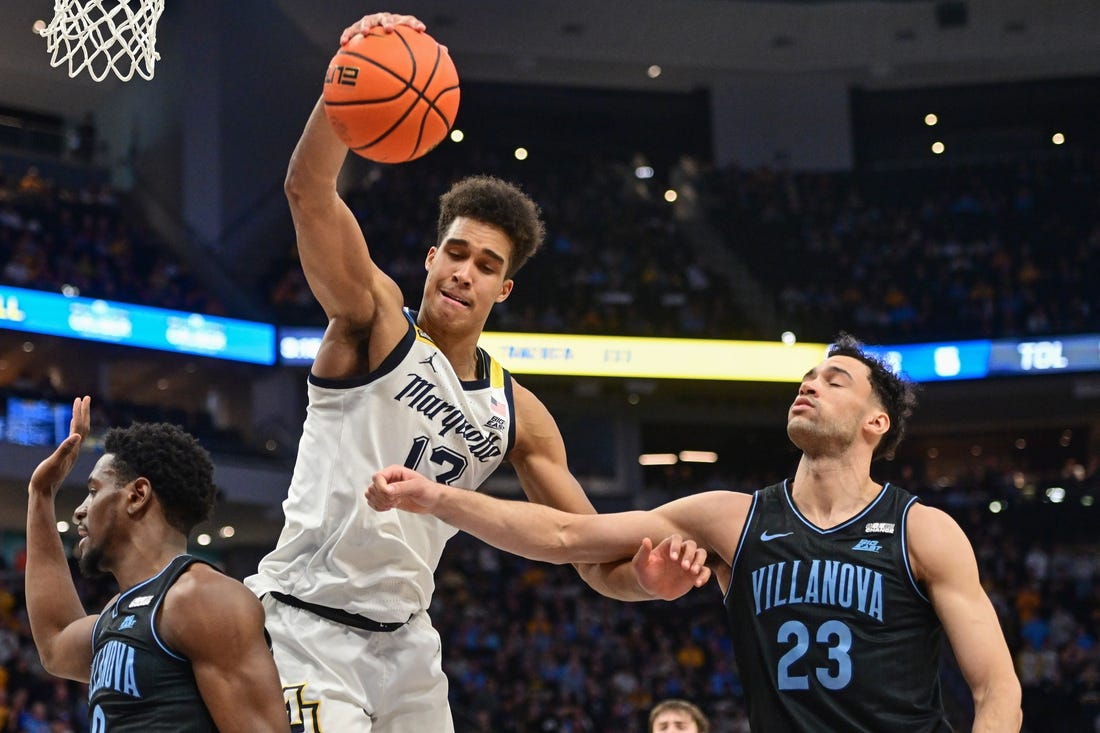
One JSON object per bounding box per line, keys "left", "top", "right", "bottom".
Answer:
{"left": 323, "top": 25, "right": 459, "bottom": 163}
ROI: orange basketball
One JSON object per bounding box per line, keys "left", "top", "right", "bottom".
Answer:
{"left": 322, "top": 25, "right": 460, "bottom": 164}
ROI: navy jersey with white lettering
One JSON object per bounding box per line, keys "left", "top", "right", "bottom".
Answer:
{"left": 89, "top": 555, "right": 217, "bottom": 732}
{"left": 725, "top": 481, "right": 952, "bottom": 732}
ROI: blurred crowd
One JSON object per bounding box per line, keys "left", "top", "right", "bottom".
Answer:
{"left": 0, "top": 163, "right": 224, "bottom": 316}
{"left": 5, "top": 149, "right": 1100, "bottom": 348}
{"left": 704, "top": 152, "right": 1100, "bottom": 343}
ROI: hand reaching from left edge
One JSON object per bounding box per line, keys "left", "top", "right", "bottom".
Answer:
{"left": 29, "top": 396, "right": 90, "bottom": 500}
{"left": 632, "top": 534, "right": 712, "bottom": 601}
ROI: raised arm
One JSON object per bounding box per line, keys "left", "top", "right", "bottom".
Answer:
{"left": 506, "top": 382, "right": 707, "bottom": 600}
{"left": 25, "top": 396, "right": 98, "bottom": 681}
{"left": 159, "top": 565, "right": 290, "bottom": 732}
{"left": 907, "top": 505, "right": 1022, "bottom": 732}
{"left": 286, "top": 13, "right": 424, "bottom": 378}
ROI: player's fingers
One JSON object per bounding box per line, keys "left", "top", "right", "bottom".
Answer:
{"left": 666, "top": 533, "right": 682, "bottom": 561}
{"left": 677, "top": 538, "right": 700, "bottom": 568}
{"left": 365, "top": 481, "right": 393, "bottom": 510}
{"left": 393, "top": 15, "right": 426, "bottom": 31}
{"left": 678, "top": 540, "right": 701, "bottom": 569}
{"left": 688, "top": 546, "right": 708, "bottom": 573}
{"left": 694, "top": 566, "right": 712, "bottom": 587}
{"left": 632, "top": 537, "right": 654, "bottom": 563}
{"left": 76, "top": 395, "right": 91, "bottom": 437}
{"left": 55, "top": 432, "right": 82, "bottom": 458}
{"left": 341, "top": 14, "right": 384, "bottom": 44}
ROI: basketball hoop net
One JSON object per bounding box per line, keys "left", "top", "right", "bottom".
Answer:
{"left": 36, "top": 0, "right": 165, "bottom": 82}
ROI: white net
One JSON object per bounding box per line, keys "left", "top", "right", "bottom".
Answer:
{"left": 36, "top": 0, "right": 166, "bottom": 82}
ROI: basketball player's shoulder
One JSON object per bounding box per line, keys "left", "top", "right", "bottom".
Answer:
{"left": 904, "top": 502, "right": 973, "bottom": 579}
{"left": 165, "top": 562, "right": 236, "bottom": 606}
{"left": 667, "top": 490, "right": 753, "bottom": 536}
{"left": 906, "top": 501, "right": 964, "bottom": 537}
{"left": 751, "top": 480, "right": 789, "bottom": 508}
{"left": 508, "top": 378, "right": 544, "bottom": 420}
{"left": 161, "top": 564, "right": 263, "bottom": 641}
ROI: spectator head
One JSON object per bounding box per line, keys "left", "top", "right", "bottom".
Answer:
{"left": 649, "top": 699, "right": 709, "bottom": 733}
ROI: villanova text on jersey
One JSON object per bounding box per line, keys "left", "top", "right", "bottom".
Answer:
{"left": 726, "top": 481, "right": 954, "bottom": 733}
{"left": 90, "top": 638, "right": 141, "bottom": 700}
{"left": 750, "top": 558, "right": 885, "bottom": 622}
{"left": 89, "top": 556, "right": 219, "bottom": 732}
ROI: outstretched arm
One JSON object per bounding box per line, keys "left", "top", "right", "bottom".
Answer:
{"left": 505, "top": 383, "right": 708, "bottom": 599}
{"left": 159, "top": 565, "right": 290, "bottom": 732}
{"left": 25, "top": 396, "right": 98, "bottom": 681}
{"left": 369, "top": 465, "right": 732, "bottom": 596}
{"left": 908, "top": 505, "right": 1022, "bottom": 732}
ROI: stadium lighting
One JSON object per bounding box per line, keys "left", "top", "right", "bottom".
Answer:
{"left": 679, "top": 451, "right": 718, "bottom": 463}
{"left": 639, "top": 453, "right": 678, "bottom": 466}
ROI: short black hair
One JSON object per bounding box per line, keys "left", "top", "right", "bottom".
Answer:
{"left": 104, "top": 422, "right": 217, "bottom": 535}
{"left": 437, "top": 175, "right": 545, "bottom": 277}
{"left": 827, "top": 332, "right": 919, "bottom": 459}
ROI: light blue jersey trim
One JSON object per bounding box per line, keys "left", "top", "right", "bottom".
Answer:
{"left": 900, "top": 496, "right": 932, "bottom": 604}
{"left": 725, "top": 491, "right": 761, "bottom": 605}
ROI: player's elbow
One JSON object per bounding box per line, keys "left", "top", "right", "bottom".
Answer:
{"left": 284, "top": 156, "right": 333, "bottom": 212}
{"left": 975, "top": 674, "right": 1022, "bottom": 730}
{"left": 1001, "top": 678, "right": 1023, "bottom": 730}
{"left": 38, "top": 652, "right": 65, "bottom": 678}
{"left": 283, "top": 164, "right": 315, "bottom": 209}
{"left": 35, "top": 639, "right": 73, "bottom": 680}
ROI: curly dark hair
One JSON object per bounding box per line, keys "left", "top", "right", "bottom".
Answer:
{"left": 437, "top": 175, "right": 545, "bottom": 277}
{"left": 827, "top": 332, "right": 919, "bottom": 460}
{"left": 104, "top": 422, "right": 217, "bottom": 535}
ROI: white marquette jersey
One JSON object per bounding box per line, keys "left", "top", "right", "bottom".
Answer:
{"left": 246, "top": 310, "right": 515, "bottom": 622}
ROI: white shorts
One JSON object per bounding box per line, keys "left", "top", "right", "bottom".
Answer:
{"left": 261, "top": 594, "right": 453, "bottom": 733}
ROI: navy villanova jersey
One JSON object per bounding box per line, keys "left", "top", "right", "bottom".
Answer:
{"left": 725, "top": 481, "right": 952, "bottom": 732}
{"left": 89, "top": 555, "right": 218, "bottom": 732}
